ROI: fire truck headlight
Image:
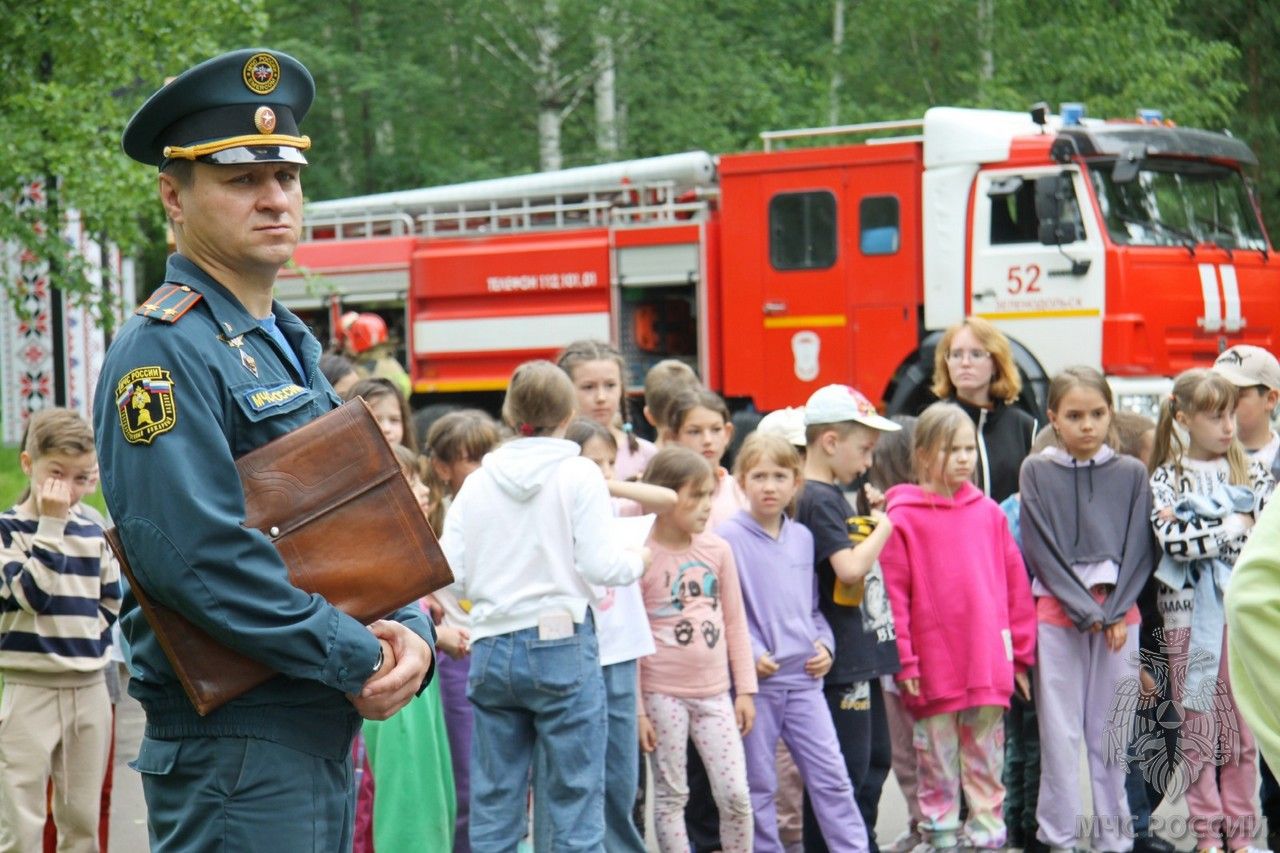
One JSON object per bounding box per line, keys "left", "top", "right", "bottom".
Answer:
{"left": 1108, "top": 376, "right": 1174, "bottom": 425}
{"left": 1116, "top": 393, "right": 1162, "bottom": 422}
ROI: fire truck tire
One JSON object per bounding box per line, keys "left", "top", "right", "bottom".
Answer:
{"left": 883, "top": 331, "right": 1048, "bottom": 420}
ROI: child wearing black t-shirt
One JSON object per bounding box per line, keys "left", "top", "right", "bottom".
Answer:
{"left": 795, "top": 385, "right": 902, "bottom": 853}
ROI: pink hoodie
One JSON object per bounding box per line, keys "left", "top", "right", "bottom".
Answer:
{"left": 880, "top": 481, "right": 1035, "bottom": 719}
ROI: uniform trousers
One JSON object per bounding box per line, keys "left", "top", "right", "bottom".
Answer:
{"left": 134, "top": 734, "right": 353, "bottom": 851}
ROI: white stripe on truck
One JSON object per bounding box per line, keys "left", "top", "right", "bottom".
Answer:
{"left": 413, "top": 312, "right": 611, "bottom": 355}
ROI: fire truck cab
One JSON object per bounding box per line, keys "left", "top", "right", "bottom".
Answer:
{"left": 282, "top": 106, "right": 1276, "bottom": 418}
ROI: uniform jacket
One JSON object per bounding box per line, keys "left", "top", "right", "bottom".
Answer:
{"left": 93, "top": 254, "right": 434, "bottom": 761}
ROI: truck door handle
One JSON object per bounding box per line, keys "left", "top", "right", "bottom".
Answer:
{"left": 764, "top": 300, "right": 788, "bottom": 315}
{"left": 974, "top": 289, "right": 997, "bottom": 301}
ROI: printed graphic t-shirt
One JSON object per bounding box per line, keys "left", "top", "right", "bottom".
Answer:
{"left": 796, "top": 480, "right": 900, "bottom": 685}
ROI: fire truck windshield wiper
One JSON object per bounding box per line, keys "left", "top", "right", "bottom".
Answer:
{"left": 1114, "top": 211, "right": 1196, "bottom": 256}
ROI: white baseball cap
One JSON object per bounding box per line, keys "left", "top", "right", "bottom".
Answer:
{"left": 757, "top": 407, "right": 806, "bottom": 447}
{"left": 803, "top": 384, "right": 901, "bottom": 431}
{"left": 1213, "top": 345, "right": 1280, "bottom": 391}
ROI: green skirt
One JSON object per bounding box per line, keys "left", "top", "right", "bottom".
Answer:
{"left": 362, "top": 676, "right": 457, "bottom": 850}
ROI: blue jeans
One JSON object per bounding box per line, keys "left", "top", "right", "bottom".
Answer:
{"left": 468, "top": 615, "right": 606, "bottom": 852}
{"left": 536, "top": 658, "right": 646, "bottom": 853}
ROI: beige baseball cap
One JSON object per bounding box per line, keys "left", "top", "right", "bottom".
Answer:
{"left": 1213, "top": 345, "right": 1280, "bottom": 390}
{"left": 803, "top": 384, "right": 900, "bottom": 431}
{"left": 757, "top": 407, "right": 806, "bottom": 447}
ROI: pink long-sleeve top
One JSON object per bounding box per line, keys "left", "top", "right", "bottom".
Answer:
{"left": 638, "top": 530, "right": 759, "bottom": 698}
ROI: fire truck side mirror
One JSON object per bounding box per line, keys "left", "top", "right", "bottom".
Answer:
{"left": 1035, "top": 173, "right": 1077, "bottom": 246}
{"left": 1111, "top": 145, "right": 1145, "bottom": 184}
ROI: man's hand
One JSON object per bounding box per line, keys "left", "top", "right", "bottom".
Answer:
{"left": 756, "top": 652, "right": 780, "bottom": 679}
{"left": 36, "top": 479, "right": 72, "bottom": 520}
{"left": 899, "top": 677, "right": 920, "bottom": 697}
{"left": 349, "top": 620, "right": 434, "bottom": 721}
{"left": 804, "top": 642, "right": 833, "bottom": 679}
{"left": 734, "top": 694, "right": 755, "bottom": 737}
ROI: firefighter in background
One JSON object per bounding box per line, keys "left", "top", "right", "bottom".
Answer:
{"left": 341, "top": 311, "right": 412, "bottom": 399}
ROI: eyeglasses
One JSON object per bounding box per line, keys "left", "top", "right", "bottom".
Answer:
{"left": 946, "top": 349, "right": 991, "bottom": 363}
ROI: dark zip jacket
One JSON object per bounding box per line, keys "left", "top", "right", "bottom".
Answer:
{"left": 952, "top": 398, "right": 1038, "bottom": 503}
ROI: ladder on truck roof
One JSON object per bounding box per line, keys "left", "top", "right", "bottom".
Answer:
{"left": 759, "top": 118, "right": 925, "bottom": 152}
{"left": 302, "top": 151, "right": 717, "bottom": 242}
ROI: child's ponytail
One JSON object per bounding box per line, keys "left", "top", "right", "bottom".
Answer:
{"left": 1148, "top": 393, "right": 1182, "bottom": 478}
{"left": 1149, "top": 368, "right": 1250, "bottom": 485}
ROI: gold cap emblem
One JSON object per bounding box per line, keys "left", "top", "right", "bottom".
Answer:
{"left": 243, "top": 53, "right": 280, "bottom": 95}
{"left": 254, "top": 106, "right": 277, "bottom": 134}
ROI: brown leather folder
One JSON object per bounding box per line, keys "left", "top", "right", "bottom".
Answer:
{"left": 105, "top": 398, "right": 454, "bottom": 716}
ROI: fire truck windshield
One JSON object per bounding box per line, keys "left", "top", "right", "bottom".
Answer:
{"left": 1088, "top": 161, "right": 1267, "bottom": 251}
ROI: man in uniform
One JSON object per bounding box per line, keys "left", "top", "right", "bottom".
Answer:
{"left": 93, "top": 49, "right": 435, "bottom": 850}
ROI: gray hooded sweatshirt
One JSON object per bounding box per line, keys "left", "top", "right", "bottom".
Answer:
{"left": 1018, "top": 445, "right": 1155, "bottom": 631}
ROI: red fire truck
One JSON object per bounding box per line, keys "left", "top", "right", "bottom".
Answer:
{"left": 280, "top": 105, "right": 1277, "bottom": 417}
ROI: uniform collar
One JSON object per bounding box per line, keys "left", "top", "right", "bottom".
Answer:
{"left": 165, "top": 253, "right": 273, "bottom": 339}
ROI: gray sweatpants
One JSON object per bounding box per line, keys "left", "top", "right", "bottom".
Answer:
{"left": 1034, "top": 621, "right": 1138, "bottom": 851}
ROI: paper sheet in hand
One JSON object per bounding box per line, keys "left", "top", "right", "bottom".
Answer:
{"left": 609, "top": 513, "right": 656, "bottom": 550}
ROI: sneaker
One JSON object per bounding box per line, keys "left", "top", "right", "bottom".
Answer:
{"left": 910, "top": 843, "right": 953, "bottom": 853}
{"left": 886, "top": 830, "right": 924, "bottom": 853}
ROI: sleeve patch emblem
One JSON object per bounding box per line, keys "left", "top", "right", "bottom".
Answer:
{"left": 116, "top": 367, "right": 177, "bottom": 445}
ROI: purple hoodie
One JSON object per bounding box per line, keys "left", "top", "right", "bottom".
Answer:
{"left": 717, "top": 510, "right": 835, "bottom": 690}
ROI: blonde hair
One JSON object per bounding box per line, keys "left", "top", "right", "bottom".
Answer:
{"left": 643, "top": 446, "right": 713, "bottom": 494}
{"left": 912, "top": 402, "right": 974, "bottom": 485}
{"left": 502, "top": 360, "right": 576, "bottom": 436}
{"left": 734, "top": 431, "right": 803, "bottom": 484}
{"left": 644, "top": 359, "right": 700, "bottom": 430}
{"left": 19, "top": 408, "right": 95, "bottom": 502}
{"left": 1045, "top": 365, "right": 1120, "bottom": 450}
{"left": 556, "top": 339, "right": 641, "bottom": 453}
{"left": 932, "top": 316, "right": 1022, "bottom": 404}
{"left": 1149, "top": 368, "right": 1250, "bottom": 484}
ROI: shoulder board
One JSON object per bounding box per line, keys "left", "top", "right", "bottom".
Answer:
{"left": 135, "top": 283, "right": 203, "bottom": 323}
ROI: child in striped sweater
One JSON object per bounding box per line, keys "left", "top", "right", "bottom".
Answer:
{"left": 0, "top": 407, "right": 122, "bottom": 852}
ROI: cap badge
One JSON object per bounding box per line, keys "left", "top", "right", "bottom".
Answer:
{"left": 243, "top": 53, "right": 281, "bottom": 95}
{"left": 254, "top": 106, "right": 277, "bottom": 134}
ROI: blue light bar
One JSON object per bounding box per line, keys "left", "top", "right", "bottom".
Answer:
{"left": 1061, "top": 103, "right": 1085, "bottom": 126}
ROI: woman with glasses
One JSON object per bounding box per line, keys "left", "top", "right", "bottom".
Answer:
{"left": 931, "top": 317, "right": 1038, "bottom": 504}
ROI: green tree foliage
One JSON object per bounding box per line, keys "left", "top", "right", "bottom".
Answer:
{"left": 5, "top": 0, "right": 1278, "bottom": 303}
{"left": 0, "top": 0, "right": 266, "bottom": 321}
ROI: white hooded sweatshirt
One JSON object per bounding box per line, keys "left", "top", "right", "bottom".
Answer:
{"left": 440, "top": 436, "right": 644, "bottom": 641}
